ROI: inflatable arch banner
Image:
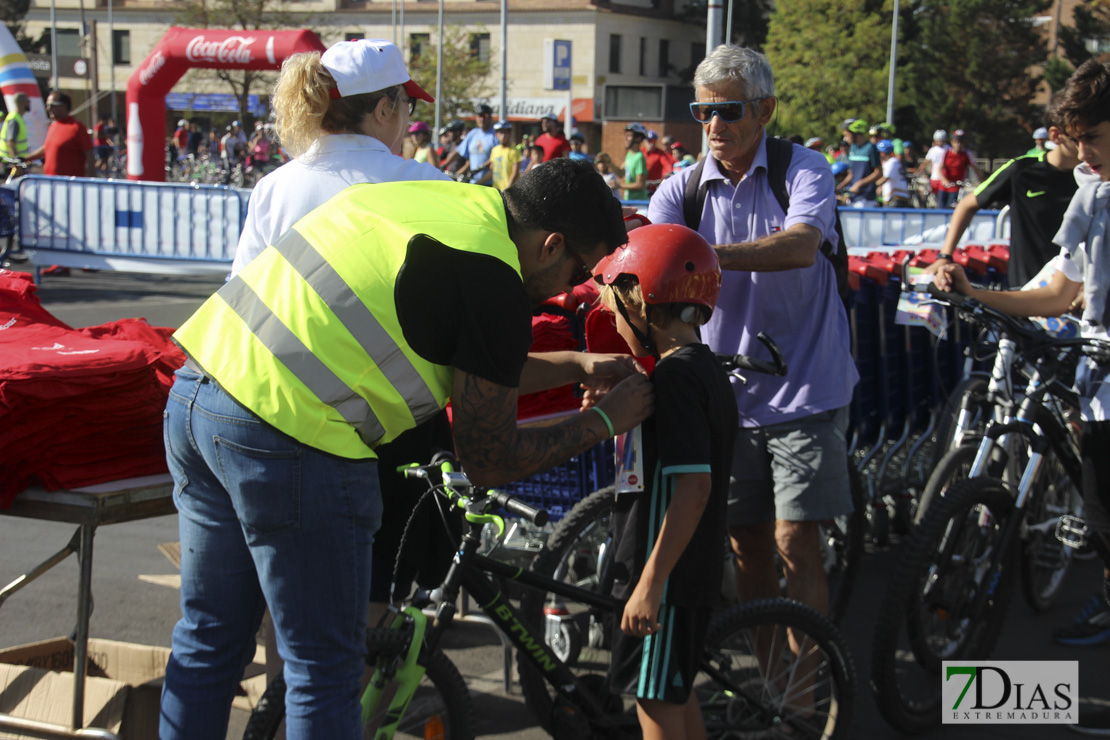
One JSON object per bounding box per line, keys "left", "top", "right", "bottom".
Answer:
{"left": 0, "top": 24, "right": 47, "bottom": 154}
{"left": 126, "top": 27, "right": 325, "bottom": 181}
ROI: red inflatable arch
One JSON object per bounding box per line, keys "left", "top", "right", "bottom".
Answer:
{"left": 125, "top": 27, "right": 326, "bottom": 181}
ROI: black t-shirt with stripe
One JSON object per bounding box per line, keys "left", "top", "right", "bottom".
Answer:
{"left": 610, "top": 343, "right": 738, "bottom": 608}
{"left": 973, "top": 152, "right": 1077, "bottom": 287}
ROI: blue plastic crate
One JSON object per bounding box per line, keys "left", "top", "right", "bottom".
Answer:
{"left": 499, "top": 438, "right": 616, "bottom": 522}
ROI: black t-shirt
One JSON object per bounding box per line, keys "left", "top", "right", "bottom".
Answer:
{"left": 610, "top": 343, "right": 738, "bottom": 608}
{"left": 973, "top": 152, "right": 1078, "bottom": 287}
{"left": 395, "top": 234, "right": 532, "bottom": 388}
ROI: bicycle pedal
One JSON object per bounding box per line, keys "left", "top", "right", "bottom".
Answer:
{"left": 1055, "top": 514, "right": 1088, "bottom": 549}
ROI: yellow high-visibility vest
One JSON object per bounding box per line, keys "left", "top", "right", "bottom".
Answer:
{"left": 174, "top": 181, "right": 522, "bottom": 459}
{"left": 0, "top": 112, "right": 28, "bottom": 159}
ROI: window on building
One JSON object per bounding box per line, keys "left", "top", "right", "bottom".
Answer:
{"left": 639, "top": 37, "right": 646, "bottom": 76}
{"left": 345, "top": 32, "right": 363, "bottom": 42}
{"left": 470, "top": 33, "right": 490, "bottom": 64}
{"left": 692, "top": 42, "right": 706, "bottom": 68}
{"left": 410, "top": 33, "right": 431, "bottom": 61}
{"left": 112, "top": 30, "right": 130, "bottom": 66}
{"left": 47, "top": 28, "right": 82, "bottom": 57}
{"left": 609, "top": 34, "right": 622, "bottom": 74}
{"left": 658, "top": 39, "right": 669, "bottom": 78}
{"left": 605, "top": 85, "right": 662, "bottom": 119}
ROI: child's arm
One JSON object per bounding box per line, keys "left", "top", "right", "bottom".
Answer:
{"left": 934, "top": 262, "right": 1081, "bottom": 318}
{"left": 621, "top": 472, "right": 711, "bottom": 637}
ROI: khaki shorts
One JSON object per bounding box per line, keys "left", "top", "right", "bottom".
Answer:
{"left": 727, "top": 406, "right": 854, "bottom": 526}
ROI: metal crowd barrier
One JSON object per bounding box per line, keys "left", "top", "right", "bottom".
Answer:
{"left": 622, "top": 199, "right": 1004, "bottom": 249}
{"left": 14, "top": 175, "right": 247, "bottom": 281}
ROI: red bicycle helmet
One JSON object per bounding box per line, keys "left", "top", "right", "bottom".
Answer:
{"left": 593, "top": 223, "right": 721, "bottom": 315}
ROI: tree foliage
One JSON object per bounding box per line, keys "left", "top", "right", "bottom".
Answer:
{"left": 174, "top": 0, "right": 309, "bottom": 125}
{"left": 764, "top": 0, "right": 1050, "bottom": 159}
{"left": 1, "top": 0, "right": 44, "bottom": 53}
{"left": 765, "top": 0, "right": 893, "bottom": 142}
{"left": 406, "top": 25, "right": 495, "bottom": 128}
{"left": 674, "top": 0, "right": 773, "bottom": 80}
{"left": 1050, "top": 0, "right": 1110, "bottom": 89}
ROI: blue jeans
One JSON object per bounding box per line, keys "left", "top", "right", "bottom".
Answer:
{"left": 159, "top": 368, "right": 382, "bottom": 740}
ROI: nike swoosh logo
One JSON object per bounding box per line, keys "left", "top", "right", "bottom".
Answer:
{"left": 1026, "top": 190, "right": 1046, "bottom": 198}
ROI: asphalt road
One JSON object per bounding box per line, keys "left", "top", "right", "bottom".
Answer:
{"left": 1, "top": 268, "right": 1107, "bottom": 739}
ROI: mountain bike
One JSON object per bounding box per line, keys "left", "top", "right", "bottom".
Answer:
{"left": 244, "top": 453, "right": 857, "bottom": 739}
{"left": 870, "top": 283, "right": 1105, "bottom": 734}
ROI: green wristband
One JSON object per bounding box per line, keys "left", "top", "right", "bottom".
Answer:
{"left": 591, "top": 406, "right": 615, "bottom": 439}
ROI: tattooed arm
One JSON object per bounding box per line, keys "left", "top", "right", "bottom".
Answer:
{"left": 452, "top": 368, "right": 654, "bottom": 487}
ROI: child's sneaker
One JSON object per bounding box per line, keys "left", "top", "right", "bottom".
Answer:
{"left": 1053, "top": 593, "right": 1110, "bottom": 646}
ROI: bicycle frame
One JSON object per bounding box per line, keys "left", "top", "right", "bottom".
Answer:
{"left": 366, "top": 474, "right": 776, "bottom": 739}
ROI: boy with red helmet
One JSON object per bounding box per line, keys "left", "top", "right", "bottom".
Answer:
{"left": 592, "top": 223, "right": 737, "bottom": 739}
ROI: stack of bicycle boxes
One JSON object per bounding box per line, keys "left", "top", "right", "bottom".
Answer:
{"left": 0, "top": 271, "right": 185, "bottom": 507}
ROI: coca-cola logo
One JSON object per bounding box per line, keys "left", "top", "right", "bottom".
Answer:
{"left": 139, "top": 50, "right": 165, "bottom": 86}
{"left": 185, "top": 35, "right": 256, "bottom": 64}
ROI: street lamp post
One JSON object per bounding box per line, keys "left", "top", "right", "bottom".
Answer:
{"left": 886, "top": 0, "right": 900, "bottom": 126}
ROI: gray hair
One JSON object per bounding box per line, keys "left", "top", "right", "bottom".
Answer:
{"left": 693, "top": 45, "right": 775, "bottom": 98}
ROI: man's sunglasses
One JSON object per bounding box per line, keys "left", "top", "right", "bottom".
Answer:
{"left": 567, "top": 248, "right": 593, "bottom": 286}
{"left": 689, "top": 97, "right": 768, "bottom": 123}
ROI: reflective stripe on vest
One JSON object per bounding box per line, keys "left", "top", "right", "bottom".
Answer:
{"left": 175, "top": 181, "right": 521, "bottom": 459}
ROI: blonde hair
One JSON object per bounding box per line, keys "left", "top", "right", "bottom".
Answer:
{"left": 598, "top": 276, "right": 710, "bottom": 327}
{"left": 272, "top": 51, "right": 403, "bottom": 158}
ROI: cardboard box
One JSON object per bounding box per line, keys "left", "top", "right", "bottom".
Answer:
{"left": 0, "top": 637, "right": 170, "bottom": 739}
{"left": 0, "top": 636, "right": 266, "bottom": 739}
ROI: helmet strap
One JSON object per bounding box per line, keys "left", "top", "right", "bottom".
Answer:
{"left": 614, "top": 295, "right": 658, "bottom": 359}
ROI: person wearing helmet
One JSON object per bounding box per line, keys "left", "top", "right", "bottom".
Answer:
{"left": 1028, "top": 125, "right": 1051, "bottom": 156}
{"left": 874, "top": 138, "right": 910, "bottom": 207}
{"left": 489, "top": 119, "right": 522, "bottom": 189}
{"left": 438, "top": 118, "right": 467, "bottom": 177}
{"left": 921, "top": 128, "right": 951, "bottom": 200}
{"left": 592, "top": 222, "right": 736, "bottom": 740}
{"left": 596, "top": 123, "right": 649, "bottom": 200}
{"left": 924, "top": 97, "right": 1080, "bottom": 287}
{"left": 840, "top": 117, "right": 882, "bottom": 207}
{"left": 936, "top": 128, "right": 983, "bottom": 208}
{"left": 647, "top": 45, "right": 856, "bottom": 634}
{"left": 535, "top": 111, "right": 570, "bottom": 161}
{"left": 219, "top": 120, "right": 247, "bottom": 179}
{"left": 407, "top": 120, "right": 436, "bottom": 164}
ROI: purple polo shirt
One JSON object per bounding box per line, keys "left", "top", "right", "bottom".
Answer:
{"left": 647, "top": 133, "right": 858, "bottom": 427}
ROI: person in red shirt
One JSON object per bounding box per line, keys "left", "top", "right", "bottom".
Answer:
{"left": 937, "top": 129, "right": 983, "bottom": 208}
{"left": 641, "top": 130, "right": 670, "bottom": 193}
{"left": 27, "top": 91, "right": 94, "bottom": 177}
{"left": 535, "top": 112, "right": 570, "bottom": 161}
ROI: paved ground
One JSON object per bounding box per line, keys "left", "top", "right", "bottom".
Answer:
{"left": 0, "top": 268, "right": 1107, "bottom": 738}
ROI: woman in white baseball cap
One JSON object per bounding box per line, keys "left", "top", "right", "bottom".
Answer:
{"left": 229, "top": 38, "right": 447, "bottom": 276}
{"left": 167, "top": 39, "right": 454, "bottom": 740}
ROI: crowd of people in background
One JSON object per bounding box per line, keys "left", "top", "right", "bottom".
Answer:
{"left": 399, "top": 108, "right": 703, "bottom": 202}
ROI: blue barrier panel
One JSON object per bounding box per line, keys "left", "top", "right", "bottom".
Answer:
{"left": 17, "top": 175, "right": 248, "bottom": 275}
{"left": 622, "top": 199, "right": 1002, "bottom": 249}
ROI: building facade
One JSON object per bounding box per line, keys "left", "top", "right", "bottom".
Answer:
{"left": 22, "top": 0, "right": 708, "bottom": 157}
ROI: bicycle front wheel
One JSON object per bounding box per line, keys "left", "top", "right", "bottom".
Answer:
{"left": 699, "top": 598, "right": 856, "bottom": 739}
{"left": 870, "top": 477, "right": 1014, "bottom": 734}
{"left": 242, "top": 632, "right": 474, "bottom": 740}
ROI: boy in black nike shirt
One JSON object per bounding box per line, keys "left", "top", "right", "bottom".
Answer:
{"left": 592, "top": 223, "right": 737, "bottom": 739}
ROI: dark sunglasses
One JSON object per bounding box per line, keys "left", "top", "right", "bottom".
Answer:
{"left": 567, "top": 248, "right": 592, "bottom": 286}
{"left": 689, "top": 97, "right": 768, "bottom": 123}
{"left": 402, "top": 96, "right": 418, "bottom": 117}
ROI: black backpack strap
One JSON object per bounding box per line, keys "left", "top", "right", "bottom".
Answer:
{"left": 765, "top": 136, "right": 850, "bottom": 301}
{"left": 682, "top": 158, "right": 709, "bottom": 231}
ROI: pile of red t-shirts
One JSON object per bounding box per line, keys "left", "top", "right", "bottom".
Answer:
{"left": 0, "top": 271, "right": 185, "bottom": 507}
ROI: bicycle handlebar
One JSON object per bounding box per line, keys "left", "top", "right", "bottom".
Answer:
{"left": 398, "top": 455, "right": 549, "bottom": 527}
{"left": 716, "top": 332, "right": 789, "bottom": 377}
{"left": 923, "top": 282, "right": 1110, "bottom": 361}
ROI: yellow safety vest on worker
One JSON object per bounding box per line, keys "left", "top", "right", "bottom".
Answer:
{"left": 174, "top": 181, "right": 522, "bottom": 459}
{"left": 0, "top": 111, "right": 28, "bottom": 159}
